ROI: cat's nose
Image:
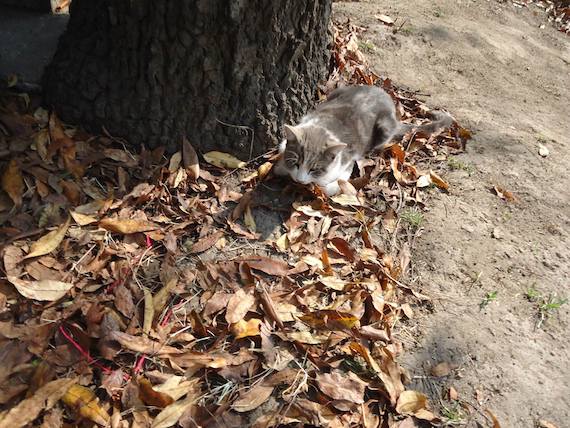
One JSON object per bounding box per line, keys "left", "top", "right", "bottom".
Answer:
{"left": 295, "top": 171, "right": 312, "bottom": 184}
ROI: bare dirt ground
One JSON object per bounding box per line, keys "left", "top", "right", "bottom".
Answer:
{"left": 334, "top": 1, "right": 570, "bottom": 426}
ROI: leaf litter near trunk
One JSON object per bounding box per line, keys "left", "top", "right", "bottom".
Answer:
{"left": 0, "top": 20, "right": 469, "bottom": 428}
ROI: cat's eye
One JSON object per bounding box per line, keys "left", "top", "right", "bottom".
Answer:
{"left": 285, "top": 158, "right": 297, "bottom": 168}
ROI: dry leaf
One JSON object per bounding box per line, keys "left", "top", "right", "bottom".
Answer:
{"left": 232, "top": 384, "right": 274, "bottom": 413}
{"left": 331, "top": 193, "right": 364, "bottom": 207}
{"left": 493, "top": 186, "right": 516, "bottom": 202}
{"left": 99, "top": 218, "right": 157, "bottom": 234}
{"left": 151, "top": 395, "right": 195, "bottom": 428}
{"left": 449, "top": 386, "right": 458, "bottom": 400}
{"left": 190, "top": 231, "right": 224, "bottom": 254}
{"left": 24, "top": 217, "right": 70, "bottom": 259}
{"left": 300, "top": 310, "right": 359, "bottom": 330}
{"left": 239, "top": 256, "right": 289, "bottom": 276}
{"left": 230, "top": 318, "right": 262, "bottom": 339}
{"left": 182, "top": 137, "right": 200, "bottom": 180}
{"left": 8, "top": 277, "right": 74, "bottom": 301}
{"left": 143, "top": 288, "right": 153, "bottom": 335}
{"left": 0, "top": 378, "right": 75, "bottom": 427}
{"left": 316, "top": 371, "right": 366, "bottom": 404}
{"left": 429, "top": 170, "right": 449, "bottom": 191}
{"left": 538, "top": 421, "right": 559, "bottom": 428}
{"left": 1, "top": 159, "right": 24, "bottom": 207}
{"left": 203, "top": 151, "right": 246, "bottom": 169}
{"left": 416, "top": 175, "right": 431, "bottom": 188}
{"left": 396, "top": 390, "right": 434, "bottom": 421}
{"left": 70, "top": 210, "right": 97, "bottom": 226}
{"left": 138, "top": 377, "right": 175, "bottom": 409}
{"left": 257, "top": 162, "right": 273, "bottom": 180}
{"left": 244, "top": 205, "right": 257, "bottom": 233}
{"left": 168, "top": 151, "right": 182, "bottom": 172}
{"left": 226, "top": 289, "right": 256, "bottom": 324}
{"left": 62, "top": 384, "right": 110, "bottom": 426}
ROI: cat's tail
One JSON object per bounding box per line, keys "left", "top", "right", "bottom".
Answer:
{"left": 394, "top": 111, "right": 454, "bottom": 139}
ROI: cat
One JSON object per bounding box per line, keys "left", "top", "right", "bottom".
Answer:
{"left": 274, "top": 85, "right": 453, "bottom": 196}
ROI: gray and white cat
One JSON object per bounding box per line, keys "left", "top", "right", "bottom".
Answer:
{"left": 275, "top": 85, "right": 453, "bottom": 195}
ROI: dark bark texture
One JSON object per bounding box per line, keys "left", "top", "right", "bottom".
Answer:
{"left": 43, "top": 0, "right": 332, "bottom": 157}
{"left": 0, "top": 0, "right": 50, "bottom": 12}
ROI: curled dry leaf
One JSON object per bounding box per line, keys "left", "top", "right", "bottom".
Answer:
{"left": 24, "top": 217, "right": 70, "bottom": 259}
{"left": 485, "top": 409, "right": 502, "bottom": 428}
{"left": 429, "top": 170, "right": 449, "bottom": 191}
{"left": 493, "top": 186, "right": 516, "bottom": 202}
{"left": 1, "top": 159, "right": 24, "bottom": 207}
{"left": 8, "top": 277, "right": 74, "bottom": 302}
{"left": 203, "top": 151, "right": 246, "bottom": 169}
{"left": 99, "top": 217, "right": 157, "bottom": 234}
{"left": 225, "top": 289, "right": 256, "bottom": 324}
{"left": 62, "top": 384, "right": 110, "bottom": 426}
{"left": 395, "top": 390, "right": 435, "bottom": 421}
{"left": 0, "top": 378, "right": 75, "bottom": 427}
{"left": 257, "top": 162, "right": 273, "bottom": 180}
{"left": 230, "top": 318, "right": 262, "bottom": 339}
{"left": 316, "top": 371, "right": 366, "bottom": 404}
{"left": 182, "top": 137, "right": 200, "bottom": 180}
{"left": 231, "top": 384, "right": 274, "bottom": 413}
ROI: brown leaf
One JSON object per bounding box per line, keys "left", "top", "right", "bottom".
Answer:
{"left": 238, "top": 256, "right": 289, "bottom": 276}
{"left": 1, "top": 159, "right": 24, "bottom": 207}
{"left": 316, "top": 371, "right": 366, "bottom": 404}
{"left": 108, "top": 331, "right": 180, "bottom": 356}
{"left": 0, "top": 378, "right": 75, "bottom": 427}
{"left": 62, "top": 384, "right": 110, "bottom": 426}
{"left": 230, "top": 318, "right": 262, "bottom": 339}
{"left": 24, "top": 217, "right": 70, "bottom": 259}
{"left": 226, "top": 289, "right": 256, "bottom": 324}
{"left": 329, "top": 237, "right": 356, "bottom": 262}
{"left": 99, "top": 217, "right": 157, "bottom": 234}
{"left": 429, "top": 170, "right": 449, "bottom": 191}
{"left": 8, "top": 277, "right": 74, "bottom": 301}
{"left": 138, "top": 377, "right": 174, "bottom": 409}
{"left": 300, "top": 310, "right": 359, "bottom": 330}
{"left": 190, "top": 231, "right": 224, "bottom": 254}
{"left": 231, "top": 384, "right": 274, "bottom": 413}
{"left": 227, "top": 219, "right": 260, "bottom": 240}
{"left": 182, "top": 137, "right": 200, "bottom": 180}
{"left": 70, "top": 210, "right": 97, "bottom": 226}
{"left": 449, "top": 386, "right": 458, "bottom": 401}
{"left": 493, "top": 186, "right": 516, "bottom": 202}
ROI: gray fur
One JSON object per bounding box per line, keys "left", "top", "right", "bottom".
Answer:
{"left": 275, "top": 85, "right": 453, "bottom": 195}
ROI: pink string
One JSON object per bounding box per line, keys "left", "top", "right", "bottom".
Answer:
{"left": 58, "top": 325, "right": 113, "bottom": 374}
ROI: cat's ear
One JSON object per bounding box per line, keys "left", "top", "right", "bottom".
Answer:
{"left": 325, "top": 143, "right": 347, "bottom": 156}
{"left": 284, "top": 125, "right": 302, "bottom": 144}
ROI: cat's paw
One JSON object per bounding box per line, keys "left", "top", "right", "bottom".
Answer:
{"left": 323, "top": 181, "right": 341, "bottom": 196}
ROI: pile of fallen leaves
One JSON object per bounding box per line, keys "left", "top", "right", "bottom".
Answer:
{"left": 0, "top": 23, "right": 470, "bottom": 428}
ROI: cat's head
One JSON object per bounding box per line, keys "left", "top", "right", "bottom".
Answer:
{"left": 280, "top": 124, "right": 346, "bottom": 185}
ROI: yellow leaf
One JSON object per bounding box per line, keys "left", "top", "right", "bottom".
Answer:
{"left": 8, "top": 277, "right": 74, "bottom": 301}
{"left": 257, "top": 162, "right": 273, "bottom": 180}
{"left": 230, "top": 318, "right": 262, "bottom": 339}
{"left": 182, "top": 137, "right": 200, "bottom": 180}
{"left": 168, "top": 151, "right": 182, "bottom": 172}
{"left": 62, "top": 384, "right": 110, "bottom": 426}
{"left": 70, "top": 210, "right": 98, "bottom": 226}
{"left": 24, "top": 217, "right": 71, "bottom": 259}
{"left": 99, "top": 218, "right": 157, "bottom": 234}
{"left": 1, "top": 159, "right": 25, "bottom": 207}
{"left": 203, "top": 151, "right": 246, "bottom": 169}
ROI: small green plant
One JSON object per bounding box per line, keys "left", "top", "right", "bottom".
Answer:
{"left": 525, "top": 287, "right": 541, "bottom": 301}
{"left": 358, "top": 40, "right": 376, "bottom": 53}
{"left": 400, "top": 209, "right": 425, "bottom": 229}
{"left": 447, "top": 157, "right": 473, "bottom": 173}
{"left": 441, "top": 403, "right": 464, "bottom": 424}
{"left": 537, "top": 294, "right": 567, "bottom": 328}
{"left": 433, "top": 9, "right": 444, "bottom": 18}
{"left": 479, "top": 291, "right": 498, "bottom": 310}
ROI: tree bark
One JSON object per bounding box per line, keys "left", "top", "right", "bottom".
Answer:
{"left": 43, "top": 0, "right": 332, "bottom": 158}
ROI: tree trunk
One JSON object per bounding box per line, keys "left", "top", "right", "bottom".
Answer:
{"left": 43, "top": 0, "right": 332, "bottom": 158}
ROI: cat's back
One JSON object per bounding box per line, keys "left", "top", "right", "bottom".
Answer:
{"left": 317, "top": 85, "right": 392, "bottom": 114}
